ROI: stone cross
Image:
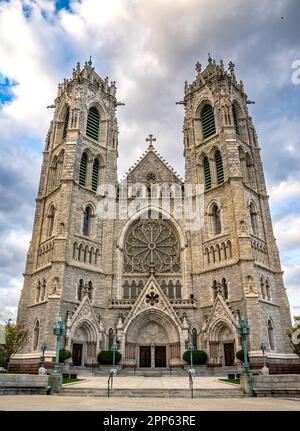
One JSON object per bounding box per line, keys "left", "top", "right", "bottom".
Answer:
{"left": 146, "top": 134, "right": 156, "bottom": 148}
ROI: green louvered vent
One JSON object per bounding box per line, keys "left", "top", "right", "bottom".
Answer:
{"left": 232, "top": 105, "right": 240, "bottom": 136}
{"left": 62, "top": 108, "right": 69, "bottom": 140}
{"left": 79, "top": 153, "right": 88, "bottom": 186}
{"left": 92, "top": 159, "right": 99, "bottom": 192}
{"left": 203, "top": 156, "right": 211, "bottom": 190}
{"left": 201, "top": 104, "right": 216, "bottom": 140}
{"left": 215, "top": 150, "right": 224, "bottom": 184}
{"left": 86, "top": 107, "right": 100, "bottom": 141}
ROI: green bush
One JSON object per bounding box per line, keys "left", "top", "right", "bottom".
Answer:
{"left": 183, "top": 350, "right": 208, "bottom": 365}
{"left": 236, "top": 349, "right": 249, "bottom": 362}
{"left": 97, "top": 350, "right": 122, "bottom": 365}
{"left": 59, "top": 349, "right": 72, "bottom": 362}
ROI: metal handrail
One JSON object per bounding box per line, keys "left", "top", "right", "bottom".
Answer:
{"left": 107, "top": 370, "right": 114, "bottom": 398}
{"left": 134, "top": 363, "right": 137, "bottom": 376}
{"left": 169, "top": 364, "right": 172, "bottom": 376}
{"left": 189, "top": 372, "right": 193, "bottom": 399}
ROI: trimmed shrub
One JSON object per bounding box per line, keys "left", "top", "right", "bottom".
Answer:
{"left": 236, "top": 349, "right": 249, "bottom": 362}
{"left": 97, "top": 350, "right": 122, "bottom": 365}
{"left": 59, "top": 349, "right": 72, "bottom": 363}
{"left": 183, "top": 350, "right": 208, "bottom": 365}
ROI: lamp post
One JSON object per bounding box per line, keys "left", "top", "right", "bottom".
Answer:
{"left": 38, "top": 342, "right": 48, "bottom": 375}
{"left": 111, "top": 342, "right": 118, "bottom": 375}
{"left": 49, "top": 317, "right": 66, "bottom": 394}
{"left": 260, "top": 341, "right": 269, "bottom": 375}
{"left": 237, "top": 315, "right": 253, "bottom": 396}
{"left": 53, "top": 317, "right": 66, "bottom": 373}
{"left": 188, "top": 341, "right": 195, "bottom": 368}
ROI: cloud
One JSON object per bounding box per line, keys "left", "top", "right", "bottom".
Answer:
{"left": 0, "top": 0, "right": 299, "bottom": 322}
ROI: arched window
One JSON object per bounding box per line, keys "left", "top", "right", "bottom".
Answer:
{"left": 56, "top": 150, "right": 64, "bottom": 185}
{"left": 210, "top": 245, "right": 216, "bottom": 263}
{"left": 92, "top": 158, "right": 99, "bottom": 192}
{"left": 62, "top": 107, "right": 70, "bottom": 140}
{"left": 48, "top": 156, "right": 57, "bottom": 192}
{"left": 36, "top": 281, "right": 41, "bottom": 302}
{"left": 232, "top": 104, "right": 240, "bottom": 136}
{"left": 211, "top": 204, "right": 221, "bottom": 235}
{"left": 83, "top": 206, "right": 92, "bottom": 236}
{"left": 204, "top": 247, "right": 210, "bottom": 265}
{"left": 168, "top": 281, "right": 174, "bottom": 298}
{"left": 267, "top": 319, "right": 275, "bottom": 350}
{"left": 40, "top": 279, "right": 46, "bottom": 301}
{"left": 201, "top": 104, "right": 216, "bottom": 139}
{"left": 79, "top": 152, "right": 88, "bottom": 186}
{"left": 246, "top": 153, "right": 255, "bottom": 188}
{"left": 191, "top": 328, "right": 198, "bottom": 349}
{"left": 78, "top": 279, "right": 84, "bottom": 301}
{"left": 175, "top": 280, "right": 182, "bottom": 298}
{"left": 95, "top": 248, "right": 100, "bottom": 265}
{"left": 212, "top": 280, "right": 218, "bottom": 300}
{"left": 215, "top": 150, "right": 224, "bottom": 184}
{"left": 123, "top": 281, "right": 130, "bottom": 299}
{"left": 260, "top": 277, "right": 266, "bottom": 299}
{"left": 87, "top": 281, "right": 93, "bottom": 301}
{"left": 131, "top": 281, "right": 137, "bottom": 298}
{"left": 222, "top": 278, "right": 228, "bottom": 300}
{"left": 203, "top": 156, "right": 211, "bottom": 190}
{"left": 33, "top": 320, "right": 40, "bottom": 351}
{"left": 86, "top": 107, "right": 100, "bottom": 141}
{"left": 108, "top": 328, "right": 114, "bottom": 350}
{"left": 238, "top": 147, "right": 248, "bottom": 182}
{"left": 47, "top": 205, "right": 55, "bottom": 237}
{"left": 161, "top": 280, "right": 167, "bottom": 295}
{"left": 249, "top": 202, "right": 258, "bottom": 236}
{"left": 266, "top": 279, "right": 271, "bottom": 301}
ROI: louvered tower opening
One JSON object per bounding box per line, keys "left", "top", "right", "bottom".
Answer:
{"left": 86, "top": 107, "right": 100, "bottom": 141}
{"left": 201, "top": 104, "right": 216, "bottom": 140}
{"left": 79, "top": 153, "right": 88, "bottom": 186}
{"left": 215, "top": 150, "right": 224, "bottom": 184}
{"left": 203, "top": 156, "right": 211, "bottom": 190}
{"left": 62, "top": 108, "right": 69, "bottom": 140}
{"left": 232, "top": 105, "right": 240, "bottom": 136}
{"left": 92, "top": 159, "right": 99, "bottom": 191}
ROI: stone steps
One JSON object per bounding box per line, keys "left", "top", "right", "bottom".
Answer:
{"left": 59, "top": 387, "right": 244, "bottom": 398}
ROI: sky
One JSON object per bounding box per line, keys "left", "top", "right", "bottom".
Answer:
{"left": 0, "top": 0, "right": 299, "bottom": 322}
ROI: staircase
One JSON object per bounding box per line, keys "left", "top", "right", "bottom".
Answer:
{"left": 59, "top": 386, "right": 244, "bottom": 398}
{"left": 120, "top": 367, "right": 188, "bottom": 377}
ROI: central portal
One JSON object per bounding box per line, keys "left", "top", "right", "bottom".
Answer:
{"left": 140, "top": 346, "right": 151, "bottom": 367}
{"left": 155, "top": 346, "right": 166, "bottom": 367}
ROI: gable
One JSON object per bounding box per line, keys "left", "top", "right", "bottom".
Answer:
{"left": 126, "top": 150, "right": 182, "bottom": 185}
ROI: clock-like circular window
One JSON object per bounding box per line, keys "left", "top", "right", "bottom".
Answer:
{"left": 124, "top": 219, "right": 181, "bottom": 273}
{"left": 146, "top": 172, "right": 156, "bottom": 183}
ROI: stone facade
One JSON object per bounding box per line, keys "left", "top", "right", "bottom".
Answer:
{"left": 12, "top": 57, "right": 298, "bottom": 373}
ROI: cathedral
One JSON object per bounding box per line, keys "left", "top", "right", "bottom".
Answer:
{"left": 12, "top": 56, "right": 298, "bottom": 373}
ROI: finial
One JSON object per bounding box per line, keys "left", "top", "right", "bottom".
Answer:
{"left": 228, "top": 61, "right": 235, "bottom": 74}
{"left": 208, "top": 52, "right": 212, "bottom": 64}
{"left": 146, "top": 134, "right": 156, "bottom": 149}
{"left": 88, "top": 56, "right": 92, "bottom": 66}
{"left": 195, "top": 61, "right": 202, "bottom": 73}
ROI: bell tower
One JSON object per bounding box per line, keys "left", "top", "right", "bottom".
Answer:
{"left": 182, "top": 55, "right": 294, "bottom": 365}
{"left": 16, "top": 59, "right": 121, "bottom": 370}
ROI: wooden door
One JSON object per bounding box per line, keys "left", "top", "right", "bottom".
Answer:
{"left": 155, "top": 346, "right": 166, "bottom": 367}
{"left": 140, "top": 346, "right": 151, "bottom": 367}
{"left": 72, "top": 343, "right": 82, "bottom": 366}
{"left": 224, "top": 343, "right": 235, "bottom": 366}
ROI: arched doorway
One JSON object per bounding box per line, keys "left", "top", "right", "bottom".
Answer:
{"left": 124, "top": 309, "right": 182, "bottom": 368}
{"left": 208, "top": 320, "right": 237, "bottom": 366}
{"left": 71, "top": 320, "right": 98, "bottom": 366}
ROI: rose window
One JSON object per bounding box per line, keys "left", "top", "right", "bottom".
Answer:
{"left": 124, "top": 219, "right": 181, "bottom": 273}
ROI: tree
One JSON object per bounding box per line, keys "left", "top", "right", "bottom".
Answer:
{"left": 0, "top": 320, "right": 29, "bottom": 369}
{"left": 287, "top": 316, "right": 300, "bottom": 357}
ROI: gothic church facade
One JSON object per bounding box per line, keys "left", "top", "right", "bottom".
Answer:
{"left": 13, "top": 57, "right": 298, "bottom": 372}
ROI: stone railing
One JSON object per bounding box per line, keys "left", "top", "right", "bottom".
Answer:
{"left": 109, "top": 299, "right": 136, "bottom": 308}
{"left": 0, "top": 374, "right": 49, "bottom": 395}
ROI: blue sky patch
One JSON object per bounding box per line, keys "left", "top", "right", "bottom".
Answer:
{"left": 0, "top": 74, "right": 17, "bottom": 106}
